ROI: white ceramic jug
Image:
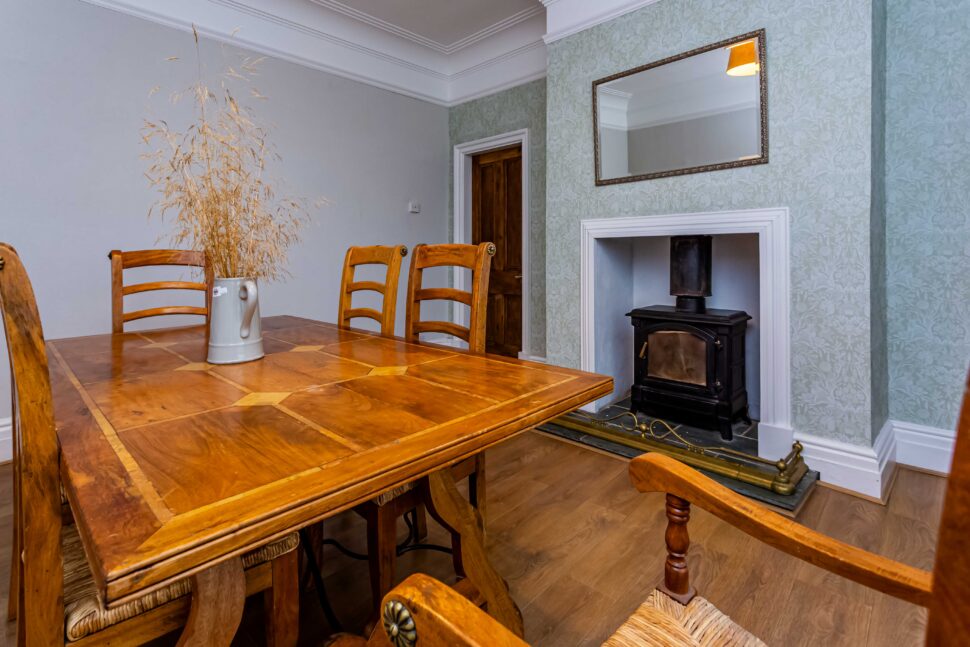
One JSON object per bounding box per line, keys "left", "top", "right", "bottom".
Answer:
{"left": 207, "top": 277, "right": 264, "bottom": 364}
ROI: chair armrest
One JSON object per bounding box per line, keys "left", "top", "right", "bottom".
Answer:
{"left": 629, "top": 453, "right": 933, "bottom": 606}
{"left": 365, "top": 574, "right": 528, "bottom": 647}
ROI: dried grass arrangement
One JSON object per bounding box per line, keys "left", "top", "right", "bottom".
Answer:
{"left": 142, "top": 28, "right": 310, "bottom": 281}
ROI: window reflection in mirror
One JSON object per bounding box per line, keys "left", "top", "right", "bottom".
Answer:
{"left": 594, "top": 30, "right": 767, "bottom": 185}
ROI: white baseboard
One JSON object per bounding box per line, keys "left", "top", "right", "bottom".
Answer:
{"left": 796, "top": 419, "right": 896, "bottom": 502}
{"left": 0, "top": 417, "right": 11, "bottom": 463}
{"left": 795, "top": 418, "right": 955, "bottom": 501}
{"left": 420, "top": 333, "right": 465, "bottom": 348}
{"left": 757, "top": 422, "right": 795, "bottom": 460}
{"left": 893, "top": 419, "right": 956, "bottom": 474}
{"left": 421, "top": 334, "right": 546, "bottom": 361}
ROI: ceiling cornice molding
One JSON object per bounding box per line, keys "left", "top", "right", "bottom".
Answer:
{"left": 210, "top": 0, "right": 445, "bottom": 78}
{"left": 452, "top": 39, "right": 545, "bottom": 79}
{"left": 311, "top": 1, "right": 545, "bottom": 55}
{"left": 543, "top": 0, "right": 663, "bottom": 44}
{"left": 446, "top": 5, "right": 546, "bottom": 54}
{"left": 446, "top": 40, "right": 547, "bottom": 104}
{"left": 597, "top": 89, "right": 630, "bottom": 129}
{"left": 79, "top": 0, "right": 547, "bottom": 106}
{"left": 309, "top": 0, "right": 450, "bottom": 53}
{"left": 599, "top": 87, "right": 632, "bottom": 99}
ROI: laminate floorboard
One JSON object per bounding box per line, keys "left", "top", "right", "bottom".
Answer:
{"left": 0, "top": 431, "right": 945, "bottom": 646}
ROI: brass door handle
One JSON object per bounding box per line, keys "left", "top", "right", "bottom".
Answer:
{"left": 639, "top": 341, "right": 648, "bottom": 359}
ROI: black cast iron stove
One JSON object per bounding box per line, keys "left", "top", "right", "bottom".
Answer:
{"left": 627, "top": 235, "right": 751, "bottom": 440}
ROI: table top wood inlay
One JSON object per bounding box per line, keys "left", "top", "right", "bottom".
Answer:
{"left": 49, "top": 316, "right": 612, "bottom": 607}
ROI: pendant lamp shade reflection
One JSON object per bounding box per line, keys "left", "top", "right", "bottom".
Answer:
{"left": 726, "top": 40, "right": 759, "bottom": 76}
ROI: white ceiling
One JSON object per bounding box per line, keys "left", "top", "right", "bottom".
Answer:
{"left": 318, "top": 0, "right": 544, "bottom": 53}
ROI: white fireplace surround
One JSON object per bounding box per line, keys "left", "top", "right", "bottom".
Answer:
{"left": 579, "top": 207, "right": 793, "bottom": 460}
{"left": 578, "top": 206, "right": 958, "bottom": 501}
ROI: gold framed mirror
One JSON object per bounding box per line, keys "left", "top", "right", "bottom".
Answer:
{"left": 593, "top": 29, "right": 768, "bottom": 185}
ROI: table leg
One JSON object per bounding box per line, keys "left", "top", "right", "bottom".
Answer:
{"left": 422, "top": 469, "right": 525, "bottom": 638}
{"left": 175, "top": 556, "right": 246, "bottom": 646}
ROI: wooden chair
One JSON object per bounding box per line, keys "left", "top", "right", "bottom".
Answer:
{"left": 337, "top": 245, "right": 408, "bottom": 336}
{"left": 404, "top": 242, "right": 495, "bottom": 353}
{"left": 2, "top": 243, "right": 298, "bottom": 646}
{"left": 108, "top": 249, "right": 213, "bottom": 333}
{"left": 354, "top": 243, "right": 495, "bottom": 611}
{"left": 343, "top": 372, "right": 970, "bottom": 646}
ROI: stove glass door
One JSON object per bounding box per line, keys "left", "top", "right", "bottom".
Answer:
{"left": 646, "top": 330, "right": 708, "bottom": 386}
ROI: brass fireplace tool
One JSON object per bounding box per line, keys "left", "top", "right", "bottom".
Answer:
{"left": 554, "top": 409, "right": 808, "bottom": 496}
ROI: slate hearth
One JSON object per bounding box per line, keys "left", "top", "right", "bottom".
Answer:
{"left": 539, "top": 397, "right": 818, "bottom": 516}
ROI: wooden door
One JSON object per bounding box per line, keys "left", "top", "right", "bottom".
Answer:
{"left": 472, "top": 145, "right": 522, "bottom": 357}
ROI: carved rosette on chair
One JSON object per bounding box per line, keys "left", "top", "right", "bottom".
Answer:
{"left": 382, "top": 600, "right": 417, "bottom": 647}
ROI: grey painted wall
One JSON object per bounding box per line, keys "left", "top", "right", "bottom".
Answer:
{"left": 0, "top": 0, "right": 450, "bottom": 430}
{"left": 448, "top": 79, "right": 547, "bottom": 358}
{"left": 626, "top": 107, "right": 760, "bottom": 176}
{"left": 886, "top": 0, "right": 970, "bottom": 430}
{"left": 545, "top": 0, "right": 880, "bottom": 446}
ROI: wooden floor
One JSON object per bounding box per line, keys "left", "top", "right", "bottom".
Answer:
{"left": 1, "top": 431, "right": 944, "bottom": 646}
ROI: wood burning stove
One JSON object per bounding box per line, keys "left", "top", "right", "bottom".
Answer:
{"left": 627, "top": 235, "right": 751, "bottom": 440}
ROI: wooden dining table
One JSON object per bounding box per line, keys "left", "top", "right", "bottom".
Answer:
{"left": 47, "top": 315, "right": 612, "bottom": 644}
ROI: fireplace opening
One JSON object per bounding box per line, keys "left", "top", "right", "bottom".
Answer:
{"left": 627, "top": 235, "right": 752, "bottom": 440}
{"left": 541, "top": 213, "right": 816, "bottom": 511}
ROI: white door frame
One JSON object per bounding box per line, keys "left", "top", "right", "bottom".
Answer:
{"left": 453, "top": 128, "right": 533, "bottom": 359}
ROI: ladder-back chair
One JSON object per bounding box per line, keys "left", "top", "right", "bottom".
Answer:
{"left": 337, "top": 245, "right": 408, "bottom": 336}
{"left": 404, "top": 243, "right": 495, "bottom": 353}
{"left": 338, "top": 371, "right": 970, "bottom": 646}
{"left": 108, "top": 249, "right": 213, "bottom": 333}
{"left": 2, "top": 243, "right": 298, "bottom": 645}
{"left": 353, "top": 242, "right": 495, "bottom": 611}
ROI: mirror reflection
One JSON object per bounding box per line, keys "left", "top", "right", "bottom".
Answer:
{"left": 594, "top": 31, "right": 767, "bottom": 184}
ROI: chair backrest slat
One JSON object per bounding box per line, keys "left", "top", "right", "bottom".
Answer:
{"left": 122, "top": 280, "right": 207, "bottom": 296}
{"left": 412, "top": 320, "right": 471, "bottom": 342}
{"left": 337, "top": 245, "right": 408, "bottom": 337}
{"left": 927, "top": 372, "right": 970, "bottom": 641}
{"left": 109, "top": 249, "right": 213, "bottom": 333}
{"left": 0, "top": 244, "right": 64, "bottom": 645}
{"left": 343, "top": 307, "right": 384, "bottom": 324}
{"left": 404, "top": 243, "right": 494, "bottom": 353}
{"left": 414, "top": 288, "right": 473, "bottom": 307}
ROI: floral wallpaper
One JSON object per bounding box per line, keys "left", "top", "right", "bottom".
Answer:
{"left": 449, "top": 79, "right": 547, "bottom": 357}
{"left": 545, "top": 0, "right": 880, "bottom": 445}
{"left": 886, "top": 0, "right": 970, "bottom": 430}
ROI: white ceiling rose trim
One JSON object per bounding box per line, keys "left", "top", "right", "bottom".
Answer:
{"left": 79, "top": 0, "right": 548, "bottom": 106}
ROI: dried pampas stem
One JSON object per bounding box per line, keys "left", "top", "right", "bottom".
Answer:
{"left": 142, "top": 26, "right": 310, "bottom": 282}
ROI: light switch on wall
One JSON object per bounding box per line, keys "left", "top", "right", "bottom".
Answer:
{"left": 408, "top": 200, "right": 421, "bottom": 214}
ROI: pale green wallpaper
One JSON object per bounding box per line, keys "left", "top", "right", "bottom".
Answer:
{"left": 886, "top": 0, "right": 970, "bottom": 430}
{"left": 449, "top": 79, "right": 547, "bottom": 357}
{"left": 545, "top": 0, "right": 880, "bottom": 445}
